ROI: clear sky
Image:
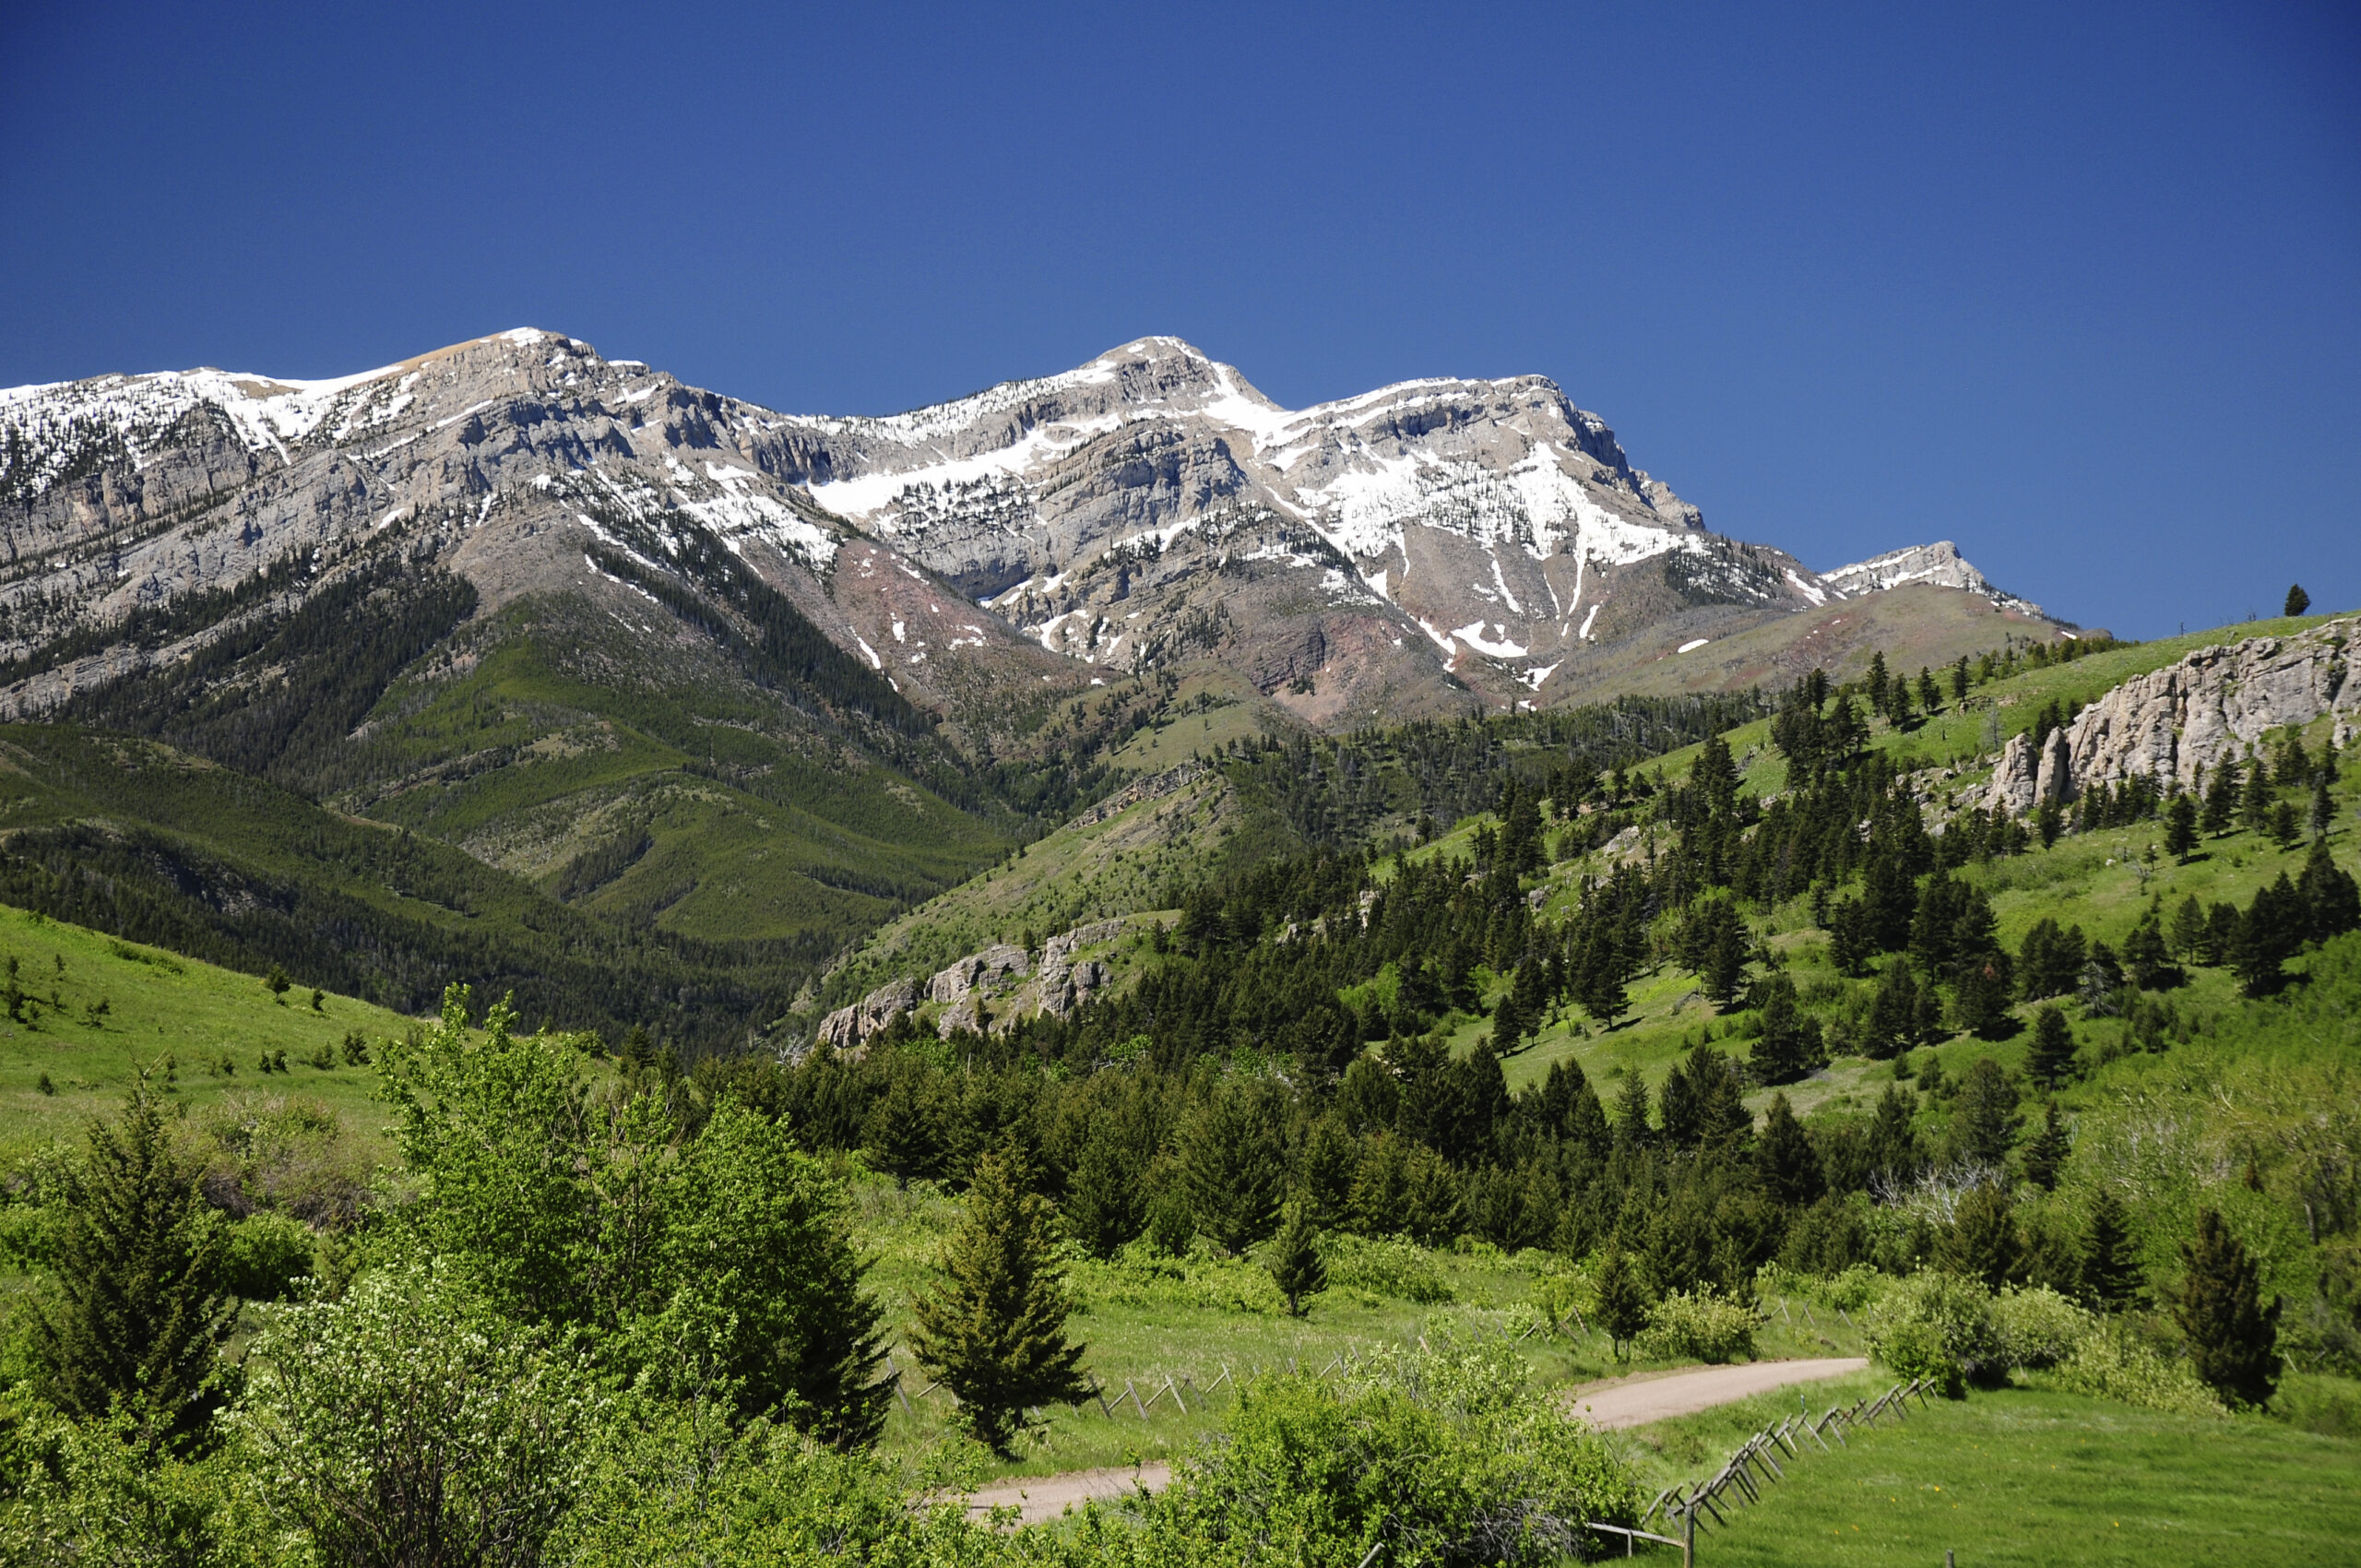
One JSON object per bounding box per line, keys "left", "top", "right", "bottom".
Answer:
{"left": 4, "top": 1, "right": 2354, "bottom": 637}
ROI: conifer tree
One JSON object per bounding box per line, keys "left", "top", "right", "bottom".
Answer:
{"left": 2313, "top": 769, "right": 2337, "bottom": 839}
{"left": 2021, "top": 1100, "right": 2070, "bottom": 1192}
{"left": 1610, "top": 1069, "right": 1654, "bottom": 1152}
{"left": 1265, "top": 1202, "right": 1328, "bottom": 1317}
{"left": 1940, "top": 1181, "right": 2023, "bottom": 1291}
{"left": 1064, "top": 1124, "right": 1145, "bottom": 1259}
{"left": 2165, "top": 792, "right": 2200, "bottom": 860}
{"left": 2201, "top": 765, "right": 2238, "bottom": 835}
{"left": 2284, "top": 583, "right": 2310, "bottom": 617}
{"left": 36, "top": 1086, "right": 234, "bottom": 1452}
{"left": 908, "top": 1148, "right": 1089, "bottom": 1455}
{"left": 1866, "top": 1084, "right": 1923, "bottom": 1190}
{"left": 2173, "top": 1207, "right": 2281, "bottom": 1408}
{"left": 1750, "top": 976, "right": 1821, "bottom": 1086}
{"left": 1866, "top": 960, "right": 1917, "bottom": 1059}
{"left": 2025, "top": 1004, "right": 2078, "bottom": 1089}
{"left": 2079, "top": 1188, "right": 2145, "bottom": 1312}
{"left": 1596, "top": 1248, "right": 1652, "bottom": 1360}
{"left": 2170, "top": 895, "right": 2210, "bottom": 963}
{"left": 1755, "top": 1093, "right": 1825, "bottom": 1207}
{"left": 1949, "top": 1057, "right": 2021, "bottom": 1169}
{"left": 1180, "top": 1083, "right": 1285, "bottom": 1253}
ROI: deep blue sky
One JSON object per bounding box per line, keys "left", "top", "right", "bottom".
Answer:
{"left": 5, "top": 2, "right": 2355, "bottom": 636}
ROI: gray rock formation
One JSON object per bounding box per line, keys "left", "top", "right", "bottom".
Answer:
{"left": 1038, "top": 919, "right": 1124, "bottom": 1016}
{"left": 815, "top": 975, "right": 919, "bottom": 1052}
{"left": 1819, "top": 541, "right": 2044, "bottom": 618}
{"left": 1982, "top": 618, "right": 2356, "bottom": 815}
{"left": 927, "top": 942, "right": 1030, "bottom": 1006}
{"left": 0, "top": 328, "right": 2064, "bottom": 733}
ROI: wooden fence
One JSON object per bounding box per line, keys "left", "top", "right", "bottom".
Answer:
{"left": 1643, "top": 1378, "right": 1931, "bottom": 1542}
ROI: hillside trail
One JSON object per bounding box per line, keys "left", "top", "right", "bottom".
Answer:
{"left": 952, "top": 1356, "right": 1869, "bottom": 1525}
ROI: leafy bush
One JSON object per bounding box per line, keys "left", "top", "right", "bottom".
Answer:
{"left": 221, "top": 1211, "right": 314, "bottom": 1301}
{"left": 2054, "top": 1327, "right": 2227, "bottom": 1418}
{"left": 1865, "top": 1272, "right": 2002, "bottom": 1394}
{"left": 231, "top": 1263, "right": 600, "bottom": 1565}
{"left": 1324, "top": 1234, "right": 1453, "bottom": 1305}
{"left": 1876, "top": 1319, "right": 1966, "bottom": 1398}
{"left": 1989, "top": 1286, "right": 2094, "bottom": 1371}
{"left": 1633, "top": 1289, "right": 1761, "bottom": 1364}
{"left": 1106, "top": 1343, "right": 1644, "bottom": 1568}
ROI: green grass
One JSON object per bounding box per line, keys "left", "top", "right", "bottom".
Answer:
{"left": 847, "top": 1173, "right": 1870, "bottom": 1482}
{"left": 821, "top": 773, "right": 1236, "bottom": 1007}
{"left": 0, "top": 902, "right": 419, "bottom": 1160}
{"left": 1643, "top": 1383, "right": 2361, "bottom": 1566}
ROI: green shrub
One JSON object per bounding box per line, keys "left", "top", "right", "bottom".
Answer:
{"left": 1119, "top": 1346, "right": 1644, "bottom": 1566}
{"left": 1989, "top": 1286, "right": 2094, "bottom": 1371}
{"left": 1324, "top": 1235, "right": 1453, "bottom": 1305}
{"left": 1633, "top": 1289, "right": 1761, "bottom": 1363}
{"left": 1877, "top": 1318, "right": 1966, "bottom": 1398}
{"left": 2054, "top": 1327, "right": 2227, "bottom": 1418}
{"left": 1865, "top": 1272, "right": 2002, "bottom": 1393}
{"left": 221, "top": 1211, "right": 315, "bottom": 1302}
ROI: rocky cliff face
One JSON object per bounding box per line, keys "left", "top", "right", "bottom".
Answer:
{"left": 1984, "top": 618, "right": 2356, "bottom": 815}
{"left": 0, "top": 329, "right": 2063, "bottom": 739}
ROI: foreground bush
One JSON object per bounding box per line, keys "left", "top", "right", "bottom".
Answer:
{"left": 232, "top": 1263, "right": 599, "bottom": 1566}
{"left": 2053, "top": 1328, "right": 2227, "bottom": 1419}
{"left": 1078, "top": 1339, "right": 1643, "bottom": 1568}
{"left": 1633, "top": 1289, "right": 1761, "bottom": 1364}
{"left": 1864, "top": 1273, "right": 2004, "bottom": 1395}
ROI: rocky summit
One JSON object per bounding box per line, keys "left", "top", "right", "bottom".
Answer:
{"left": 0, "top": 329, "right": 2069, "bottom": 739}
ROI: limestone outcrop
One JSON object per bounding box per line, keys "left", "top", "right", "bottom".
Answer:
{"left": 815, "top": 976, "right": 919, "bottom": 1053}
{"left": 1983, "top": 619, "right": 2355, "bottom": 815}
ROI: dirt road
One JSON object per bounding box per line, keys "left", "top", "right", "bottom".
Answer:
{"left": 955, "top": 1462, "right": 1172, "bottom": 1526}
{"left": 951, "top": 1358, "right": 1869, "bottom": 1524}
{"left": 1565, "top": 1356, "right": 1869, "bottom": 1429}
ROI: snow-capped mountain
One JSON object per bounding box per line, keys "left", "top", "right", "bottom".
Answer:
{"left": 0, "top": 329, "right": 2055, "bottom": 736}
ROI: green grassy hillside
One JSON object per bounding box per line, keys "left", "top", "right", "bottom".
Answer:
{"left": 0, "top": 902, "right": 417, "bottom": 1159}
{"left": 0, "top": 724, "right": 803, "bottom": 1046}
{"left": 1648, "top": 1382, "right": 2361, "bottom": 1566}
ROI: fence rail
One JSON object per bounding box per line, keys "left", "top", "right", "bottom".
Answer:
{"left": 1643, "top": 1378, "right": 1930, "bottom": 1545}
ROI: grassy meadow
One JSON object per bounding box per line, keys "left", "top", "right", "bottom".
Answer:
{"left": 1629, "top": 1381, "right": 2361, "bottom": 1566}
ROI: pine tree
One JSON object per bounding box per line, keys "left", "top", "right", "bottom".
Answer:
{"left": 908, "top": 1148, "right": 1089, "bottom": 1455}
{"left": 1265, "top": 1202, "right": 1328, "bottom": 1317}
{"left": 2284, "top": 583, "right": 2310, "bottom": 617}
{"left": 2026, "top": 1004, "right": 2078, "bottom": 1089}
{"left": 1940, "top": 1182, "right": 2023, "bottom": 1290}
{"left": 1950, "top": 1057, "right": 2021, "bottom": 1169}
{"left": 1064, "top": 1125, "right": 1145, "bottom": 1259}
{"left": 1750, "top": 976, "right": 1821, "bottom": 1086}
{"left": 1866, "top": 1084, "right": 1923, "bottom": 1189}
{"left": 2201, "top": 765, "right": 2238, "bottom": 836}
{"left": 35, "top": 1087, "right": 234, "bottom": 1452}
{"left": 2165, "top": 793, "right": 2200, "bottom": 860}
{"left": 2173, "top": 1207, "right": 2281, "bottom": 1408}
{"left": 1610, "top": 1068, "right": 1654, "bottom": 1152}
{"left": 2170, "top": 895, "right": 2209, "bottom": 963}
{"left": 2021, "top": 1100, "right": 2070, "bottom": 1192}
{"left": 2313, "top": 769, "right": 2337, "bottom": 839}
{"left": 1180, "top": 1083, "right": 1285, "bottom": 1253}
{"left": 1755, "top": 1093, "right": 1825, "bottom": 1207}
{"left": 2079, "top": 1188, "right": 2144, "bottom": 1312}
{"left": 1596, "top": 1248, "right": 1652, "bottom": 1360}
{"left": 1866, "top": 960, "right": 1916, "bottom": 1059}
